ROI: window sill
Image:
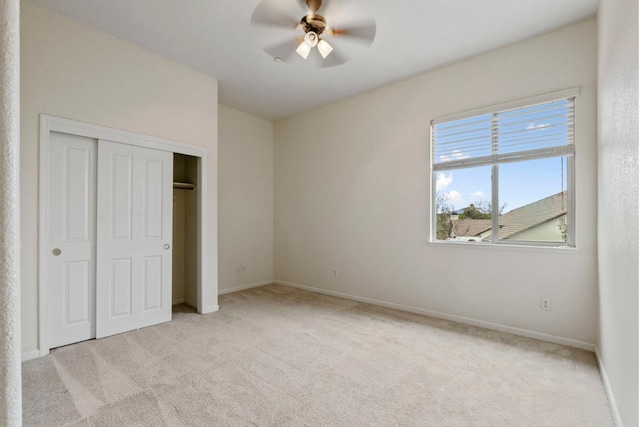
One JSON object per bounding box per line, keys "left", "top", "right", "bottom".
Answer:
{"left": 427, "top": 240, "right": 580, "bottom": 254}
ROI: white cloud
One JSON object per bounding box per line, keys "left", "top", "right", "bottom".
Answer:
{"left": 526, "top": 122, "right": 550, "bottom": 130}
{"left": 436, "top": 172, "right": 453, "bottom": 191}
{"left": 470, "top": 190, "right": 484, "bottom": 198}
{"left": 439, "top": 149, "right": 469, "bottom": 163}
{"left": 443, "top": 190, "right": 462, "bottom": 205}
{"left": 451, "top": 149, "right": 468, "bottom": 160}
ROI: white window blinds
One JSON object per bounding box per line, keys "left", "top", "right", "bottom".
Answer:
{"left": 432, "top": 97, "right": 575, "bottom": 171}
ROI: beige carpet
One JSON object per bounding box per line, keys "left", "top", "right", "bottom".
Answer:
{"left": 23, "top": 284, "right": 614, "bottom": 426}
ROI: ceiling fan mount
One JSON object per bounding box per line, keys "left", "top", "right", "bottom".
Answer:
{"left": 300, "top": 13, "right": 327, "bottom": 36}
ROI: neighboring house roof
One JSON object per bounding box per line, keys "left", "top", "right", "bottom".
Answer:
{"left": 448, "top": 191, "right": 567, "bottom": 240}
{"left": 497, "top": 191, "right": 567, "bottom": 239}
{"left": 451, "top": 219, "right": 492, "bottom": 237}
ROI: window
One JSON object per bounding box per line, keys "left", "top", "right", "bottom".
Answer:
{"left": 431, "top": 89, "right": 577, "bottom": 247}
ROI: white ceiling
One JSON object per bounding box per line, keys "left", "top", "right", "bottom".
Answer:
{"left": 29, "top": 0, "right": 598, "bottom": 121}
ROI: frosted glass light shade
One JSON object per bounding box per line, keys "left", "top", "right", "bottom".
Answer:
{"left": 317, "top": 39, "right": 333, "bottom": 58}
{"left": 296, "top": 41, "right": 311, "bottom": 59}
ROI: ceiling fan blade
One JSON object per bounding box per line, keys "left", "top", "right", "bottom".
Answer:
{"left": 251, "top": 1, "right": 300, "bottom": 29}
{"left": 317, "top": 49, "right": 348, "bottom": 68}
{"left": 263, "top": 39, "right": 300, "bottom": 62}
{"left": 305, "top": 0, "right": 322, "bottom": 13}
{"left": 327, "top": 20, "right": 376, "bottom": 45}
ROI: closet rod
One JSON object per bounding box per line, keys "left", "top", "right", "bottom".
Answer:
{"left": 173, "top": 182, "right": 195, "bottom": 190}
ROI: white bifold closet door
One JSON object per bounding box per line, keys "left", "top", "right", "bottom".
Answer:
{"left": 48, "top": 134, "right": 173, "bottom": 348}
{"left": 96, "top": 140, "right": 173, "bottom": 339}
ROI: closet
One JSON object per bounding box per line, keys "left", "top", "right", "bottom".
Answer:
{"left": 46, "top": 130, "right": 188, "bottom": 349}
{"left": 172, "top": 153, "right": 199, "bottom": 309}
{"left": 40, "top": 116, "right": 209, "bottom": 355}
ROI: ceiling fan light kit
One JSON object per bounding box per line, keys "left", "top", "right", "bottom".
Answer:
{"left": 297, "top": 28, "right": 333, "bottom": 59}
{"left": 297, "top": 6, "right": 332, "bottom": 60}
{"left": 304, "top": 31, "right": 319, "bottom": 47}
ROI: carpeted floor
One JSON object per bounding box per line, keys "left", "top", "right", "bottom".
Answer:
{"left": 23, "top": 284, "right": 614, "bottom": 426}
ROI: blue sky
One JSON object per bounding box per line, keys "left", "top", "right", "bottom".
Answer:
{"left": 435, "top": 157, "right": 567, "bottom": 213}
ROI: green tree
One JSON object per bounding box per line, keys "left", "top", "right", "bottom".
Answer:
{"left": 458, "top": 199, "right": 507, "bottom": 219}
{"left": 435, "top": 192, "right": 453, "bottom": 240}
{"left": 458, "top": 203, "right": 491, "bottom": 220}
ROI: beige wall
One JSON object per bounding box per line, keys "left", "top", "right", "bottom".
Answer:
{"left": 18, "top": 4, "right": 639, "bottom": 422}
{"left": 597, "top": 0, "right": 639, "bottom": 425}
{"left": 21, "top": 1, "right": 219, "bottom": 354}
{"left": 218, "top": 104, "right": 274, "bottom": 293}
{"left": 275, "top": 19, "right": 598, "bottom": 345}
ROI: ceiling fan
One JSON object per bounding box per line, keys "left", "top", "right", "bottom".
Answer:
{"left": 250, "top": 0, "right": 376, "bottom": 67}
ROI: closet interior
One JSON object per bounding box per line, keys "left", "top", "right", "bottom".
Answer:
{"left": 173, "top": 153, "right": 199, "bottom": 308}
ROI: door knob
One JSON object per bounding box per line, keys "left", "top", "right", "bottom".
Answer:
{"left": 163, "top": 244, "right": 171, "bottom": 250}
{"left": 52, "top": 248, "right": 62, "bottom": 256}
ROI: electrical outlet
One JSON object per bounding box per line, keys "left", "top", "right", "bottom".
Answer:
{"left": 333, "top": 269, "right": 338, "bottom": 277}
{"left": 235, "top": 265, "right": 245, "bottom": 274}
{"left": 540, "top": 298, "right": 551, "bottom": 310}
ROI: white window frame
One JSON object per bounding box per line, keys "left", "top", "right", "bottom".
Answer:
{"left": 430, "top": 88, "right": 579, "bottom": 248}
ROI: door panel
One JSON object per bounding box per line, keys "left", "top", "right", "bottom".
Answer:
{"left": 49, "top": 132, "right": 97, "bottom": 348}
{"left": 64, "top": 261, "right": 91, "bottom": 325}
{"left": 65, "top": 147, "right": 92, "bottom": 241}
{"left": 143, "top": 256, "right": 162, "bottom": 311}
{"left": 96, "top": 140, "right": 173, "bottom": 338}
{"left": 109, "top": 258, "right": 133, "bottom": 318}
{"left": 145, "top": 159, "right": 163, "bottom": 239}
{"left": 111, "top": 153, "right": 133, "bottom": 240}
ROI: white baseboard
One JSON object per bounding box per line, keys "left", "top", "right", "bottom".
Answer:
{"left": 507, "top": 326, "right": 596, "bottom": 352}
{"left": 22, "top": 349, "right": 41, "bottom": 362}
{"left": 273, "top": 280, "right": 595, "bottom": 352}
{"left": 172, "top": 297, "right": 185, "bottom": 305}
{"left": 595, "top": 347, "right": 624, "bottom": 427}
{"left": 218, "top": 280, "right": 273, "bottom": 296}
